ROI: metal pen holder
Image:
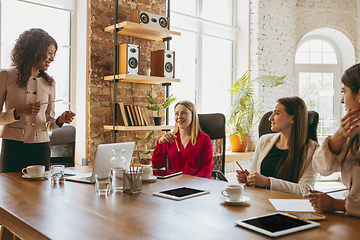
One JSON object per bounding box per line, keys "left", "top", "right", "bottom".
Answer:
{"left": 123, "top": 170, "right": 142, "bottom": 194}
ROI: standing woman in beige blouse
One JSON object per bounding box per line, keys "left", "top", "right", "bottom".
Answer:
{"left": 0, "top": 28, "right": 75, "bottom": 173}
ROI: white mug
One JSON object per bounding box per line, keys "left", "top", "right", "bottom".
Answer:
{"left": 221, "top": 184, "right": 244, "bottom": 202}
{"left": 22, "top": 165, "right": 45, "bottom": 177}
{"left": 142, "top": 166, "right": 152, "bottom": 180}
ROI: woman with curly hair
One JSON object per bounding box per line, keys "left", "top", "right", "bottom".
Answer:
{"left": 0, "top": 28, "right": 75, "bottom": 173}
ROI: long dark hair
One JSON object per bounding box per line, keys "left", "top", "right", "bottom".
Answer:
{"left": 11, "top": 28, "right": 57, "bottom": 88}
{"left": 275, "top": 96, "right": 309, "bottom": 182}
{"left": 342, "top": 63, "right": 360, "bottom": 164}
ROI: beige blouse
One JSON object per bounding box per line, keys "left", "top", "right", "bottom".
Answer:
{"left": 313, "top": 136, "right": 360, "bottom": 217}
{"left": 0, "top": 68, "right": 60, "bottom": 143}
{"left": 249, "top": 133, "right": 319, "bottom": 196}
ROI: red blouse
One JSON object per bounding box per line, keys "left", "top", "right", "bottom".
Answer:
{"left": 152, "top": 131, "right": 213, "bottom": 178}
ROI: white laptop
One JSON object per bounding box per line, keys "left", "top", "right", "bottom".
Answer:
{"left": 65, "top": 142, "right": 135, "bottom": 183}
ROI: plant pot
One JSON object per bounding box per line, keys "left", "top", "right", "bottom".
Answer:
{"left": 154, "top": 116, "right": 162, "bottom": 126}
{"left": 141, "top": 159, "right": 152, "bottom": 166}
{"left": 229, "top": 134, "right": 249, "bottom": 152}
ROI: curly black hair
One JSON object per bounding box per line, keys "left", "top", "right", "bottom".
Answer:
{"left": 11, "top": 28, "right": 58, "bottom": 88}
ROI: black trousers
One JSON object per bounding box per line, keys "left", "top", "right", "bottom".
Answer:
{"left": 0, "top": 139, "right": 50, "bottom": 173}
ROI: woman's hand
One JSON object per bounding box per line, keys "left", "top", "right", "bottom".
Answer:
{"left": 329, "top": 109, "right": 360, "bottom": 154}
{"left": 236, "top": 169, "right": 249, "bottom": 183}
{"left": 303, "top": 190, "right": 345, "bottom": 212}
{"left": 15, "top": 102, "right": 41, "bottom": 117}
{"left": 57, "top": 111, "right": 76, "bottom": 125}
{"left": 337, "top": 109, "right": 360, "bottom": 139}
{"left": 246, "top": 172, "right": 270, "bottom": 188}
{"left": 158, "top": 132, "right": 176, "bottom": 144}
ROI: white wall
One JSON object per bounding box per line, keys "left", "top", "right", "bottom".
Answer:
{"left": 247, "top": 0, "right": 359, "bottom": 149}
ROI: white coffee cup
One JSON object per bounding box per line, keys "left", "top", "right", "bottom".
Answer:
{"left": 22, "top": 165, "right": 45, "bottom": 178}
{"left": 221, "top": 184, "right": 244, "bottom": 202}
{"left": 142, "top": 166, "right": 152, "bottom": 180}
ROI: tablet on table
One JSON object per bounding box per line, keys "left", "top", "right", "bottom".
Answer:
{"left": 235, "top": 212, "right": 320, "bottom": 237}
{"left": 153, "top": 186, "right": 210, "bottom": 201}
{"left": 153, "top": 169, "right": 182, "bottom": 179}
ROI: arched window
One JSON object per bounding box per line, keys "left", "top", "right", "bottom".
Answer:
{"left": 295, "top": 37, "right": 341, "bottom": 143}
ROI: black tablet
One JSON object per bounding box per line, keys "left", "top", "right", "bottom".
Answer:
{"left": 153, "top": 186, "right": 210, "bottom": 201}
{"left": 235, "top": 212, "right": 319, "bottom": 237}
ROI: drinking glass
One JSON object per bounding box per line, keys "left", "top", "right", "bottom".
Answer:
{"left": 95, "top": 174, "right": 111, "bottom": 196}
{"left": 51, "top": 165, "right": 65, "bottom": 184}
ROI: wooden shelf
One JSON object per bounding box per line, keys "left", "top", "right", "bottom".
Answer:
{"left": 104, "top": 125, "right": 175, "bottom": 131}
{"left": 225, "top": 151, "right": 255, "bottom": 163}
{"left": 104, "top": 74, "right": 180, "bottom": 84}
{"left": 104, "top": 21, "right": 181, "bottom": 41}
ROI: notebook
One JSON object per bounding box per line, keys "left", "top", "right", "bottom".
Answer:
{"left": 65, "top": 142, "right": 135, "bottom": 183}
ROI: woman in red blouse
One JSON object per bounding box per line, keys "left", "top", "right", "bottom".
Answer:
{"left": 152, "top": 100, "right": 213, "bottom": 178}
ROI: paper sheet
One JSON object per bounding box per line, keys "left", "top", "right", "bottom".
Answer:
{"left": 269, "top": 199, "right": 315, "bottom": 212}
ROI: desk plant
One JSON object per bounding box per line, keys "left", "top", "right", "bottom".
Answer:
{"left": 146, "top": 93, "right": 177, "bottom": 125}
{"left": 227, "top": 72, "right": 285, "bottom": 152}
{"left": 134, "top": 130, "right": 155, "bottom": 165}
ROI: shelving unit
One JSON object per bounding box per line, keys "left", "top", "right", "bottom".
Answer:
{"left": 104, "top": 2, "right": 181, "bottom": 142}
{"left": 104, "top": 21, "right": 181, "bottom": 41}
{"left": 104, "top": 74, "right": 180, "bottom": 84}
{"left": 104, "top": 125, "right": 175, "bottom": 131}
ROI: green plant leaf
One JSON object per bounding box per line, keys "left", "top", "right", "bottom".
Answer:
{"left": 226, "top": 73, "right": 285, "bottom": 137}
{"left": 145, "top": 130, "right": 154, "bottom": 143}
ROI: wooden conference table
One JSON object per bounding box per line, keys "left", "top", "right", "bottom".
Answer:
{"left": 0, "top": 169, "right": 359, "bottom": 240}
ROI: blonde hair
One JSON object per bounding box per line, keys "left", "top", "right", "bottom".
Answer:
{"left": 173, "top": 100, "right": 201, "bottom": 145}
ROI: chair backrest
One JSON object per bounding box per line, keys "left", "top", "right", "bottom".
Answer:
{"left": 198, "top": 113, "right": 226, "bottom": 174}
{"left": 258, "top": 110, "right": 319, "bottom": 142}
{"left": 49, "top": 125, "right": 76, "bottom": 167}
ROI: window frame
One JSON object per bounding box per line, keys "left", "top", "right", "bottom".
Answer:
{"left": 169, "top": 0, "right": 239, "bottom": 113}
{"left": 295, "top": 36, "right": 342, "bottom": 141}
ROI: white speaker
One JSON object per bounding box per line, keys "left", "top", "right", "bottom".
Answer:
{"left": 130, "top": 10, "right": 168, "bottom": 29}
{"left": 118, "top": 43, "right": 139, "bottom": 75}
{"left": 151, "top": 50, "right": 175, "bottom": 78}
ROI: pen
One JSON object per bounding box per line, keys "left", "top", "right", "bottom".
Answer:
{"left": 174, "top": 138, "right": 180, "bottom": 152}
{"left": 40, "top": 99, "right": 63, "bottom": 105}
{"left": 324, "top": 188, "right": 348, "bottom": 194}
{"left": 236, "top": 161, "right": 248, "bottom": 177}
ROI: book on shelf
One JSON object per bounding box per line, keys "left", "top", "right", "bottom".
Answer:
{"left": 137, "top": 106, "right": 145, "bottom": 126}
{"left": 134, "top": 106, "right": 142, "bottom": 126}
{"left": 115, "top": 103, "right": 128, "bottom": 126}
{"left": 125, "top": 104, "right": 137, "bottom": 126}
{"left": 125, "top": 105, "right": 134, "bottom": 126}
{"left": 140, "top": 107, "right": 149, "bottom": 126}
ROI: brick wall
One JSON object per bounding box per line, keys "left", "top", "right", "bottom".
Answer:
{"left": 88, "top": 0, "right": 167, "bottom": 164}
{"left": 248, "top": 0, "right": 359, "bottom": 150}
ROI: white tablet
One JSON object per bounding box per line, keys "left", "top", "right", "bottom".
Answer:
{"left": 153, "top": 186, "right": 210, "bottom": 201}
{"left": 235, "top": 212, "right": 320, "bottom": 237}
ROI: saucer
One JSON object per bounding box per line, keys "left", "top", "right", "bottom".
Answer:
{"left": 224, "top": 196, "right": 250, "bottom": 206}
{"left": 22, "top": 173, "right": 47, "bottom": 180}
{"left": 142, "top": 176, "right": 157, "bottom": 183}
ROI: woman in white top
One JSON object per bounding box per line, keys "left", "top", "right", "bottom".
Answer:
{"left": 303, "top": 63, "right": 360, "bottom": 217}
{"left": 236, "top": 96, "right": 319, "bottom": 196}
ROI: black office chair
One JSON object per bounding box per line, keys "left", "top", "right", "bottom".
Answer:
{"left": 258, "top": 110, "right": 319, "bottom": 142}
{"left": 49, "top": 125, "right": 76, "bottom": 167}
{"left": 198, "top": 113, "right": 228, "bottom": 182}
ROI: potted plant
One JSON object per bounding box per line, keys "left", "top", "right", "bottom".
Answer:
{"left": 227, "top": 72, "right": 286, "bottom": 152}
{"left": 134, "top": 130, "right": 155, "bottom": 165}
{"left": 146, "top": 93, "right": 177, "bottom": 126}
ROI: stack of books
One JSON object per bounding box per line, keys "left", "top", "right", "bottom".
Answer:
{"left": 115, "top": 103, "right": 149, "bottom": 126}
